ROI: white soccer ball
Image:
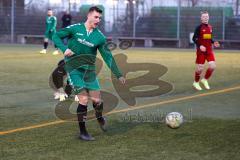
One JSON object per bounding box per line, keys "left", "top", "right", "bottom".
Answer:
{"left": 165, "top": 112, "right": 183, "bottom": 129}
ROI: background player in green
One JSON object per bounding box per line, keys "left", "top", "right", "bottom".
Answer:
{"left": 40, "top": 9, "right": 59, "bottom": 55}
{"left": 52, "top": 6, "right": 126, "bottom": 141}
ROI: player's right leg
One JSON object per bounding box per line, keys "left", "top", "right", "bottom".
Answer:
{"left": 68, "top": 69, "right": 95, "bottom": 141}
{"left": 193, "top": 64, "right": 205, "bottom": 91}
{"left": 76, "top": 91, "right": 95, "bottom": 141}
{"left": 40, "top": 38, "right": 49, "bottom": 54}
{"left": 193, "top": 51, "right": 206, "bottom": 90}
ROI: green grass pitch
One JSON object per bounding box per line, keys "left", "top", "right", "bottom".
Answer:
{"left": 0, "top": 44, "right": 240, "bottom": 160}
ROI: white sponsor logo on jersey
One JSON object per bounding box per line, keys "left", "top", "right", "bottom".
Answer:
{"left": 77, "top": 38, "right": 94, "bottom": 47}
{"left": 76, "top": 33, "right": 84, "bottom": 36}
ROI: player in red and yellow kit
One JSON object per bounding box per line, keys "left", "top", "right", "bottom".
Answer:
{"left": 192, "top": 11, "right": 220, "bottom": 90}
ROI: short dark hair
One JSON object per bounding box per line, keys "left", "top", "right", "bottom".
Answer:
{"left": 201, "top": 11, "right": 209, "bottom": 15}
{"left": 88, "top": 6, "right": 102, "bottom": 14}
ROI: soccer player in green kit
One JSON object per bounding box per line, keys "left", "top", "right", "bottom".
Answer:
{"left": 40, "top": 9, "right": 59, "bottom": 55}
{"left": 53, "top": 6, "right": 126, "bottom": 141}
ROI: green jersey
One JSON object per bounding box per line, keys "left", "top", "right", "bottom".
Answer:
{"left": 45, "top": 16, "right": 57, "bottom": 33}
{"left": 44, "top": 16, "right": 57, "bottom": 39}
{"left": 52, "top": 23, "right": 122, "bottom": 78}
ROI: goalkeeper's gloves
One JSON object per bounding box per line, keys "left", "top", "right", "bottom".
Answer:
{"left": 54, "top": 88, "right": 68, "bottom": 101}
{"left": 59, "top": 93, "right": 68, "bottom": 101}
{"left": 74, "top": 95, "right": 79, "bottom": 102}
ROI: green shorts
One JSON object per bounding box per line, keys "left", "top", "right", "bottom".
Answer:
{"left": 67, "top": 68, "right": 100, "bottom": 94}
{"left": 44, "top": 31, "right": 55, "bottom": 40}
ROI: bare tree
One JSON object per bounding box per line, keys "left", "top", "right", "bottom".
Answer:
{"left": 182, "top": 0, "right": 201, "bottom": 7}
{"left": 25, "top": 0, "right": 48, "bottom": 10}
{"left": 237, "top": 0, "right": 239, "bottom": 16}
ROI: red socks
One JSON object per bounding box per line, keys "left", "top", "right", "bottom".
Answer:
{"left": 195, "top": 71, "right": 202, "bottom": 82}
{"left": 204, "top": 68, "right": 214, "bottom": 80}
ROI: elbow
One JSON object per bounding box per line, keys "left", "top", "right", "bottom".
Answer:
{"left": 192, "top": 37, "right": 196, "bottom": 43}
{"left": 192, "top": 37, "right": 198, "bottom": 44}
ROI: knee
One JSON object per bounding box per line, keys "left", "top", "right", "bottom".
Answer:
{"left": 92, "top": 98, "right": 102, "bottom": 105}
{"left": 209, "top": 63, "right": 216, "bottom": 70}
{"left": 77, "top": 103, "right": 87, "bottom": 114}
{"left": 78, "top": 96, "right": 88, "bottom": 105}
{"left": 93, "top": 101, "right": 103, "bottom": 112}
{"left": 196, "top": 64, "right": 204, "bottom": 73}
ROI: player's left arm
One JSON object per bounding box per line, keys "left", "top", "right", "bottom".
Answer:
{"left": 211, "top": 27, "right": 220, "bottom": 48}
{"left": 98, "top": 38, "right": 125, "bottom": 84}
{"left": 50, "top": 17, "right": 57, "bottom": 32}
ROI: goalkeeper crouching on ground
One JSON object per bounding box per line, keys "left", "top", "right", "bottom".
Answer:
{"left": 49, "top": 59, "right": 73, "bottom": 101}
{"left": 52, "top": 6, "right": 126, "bottom": 141}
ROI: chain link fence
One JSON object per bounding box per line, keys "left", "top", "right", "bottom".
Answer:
{"left": 0, "top": 3, "right": 240, "bottom": 49}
